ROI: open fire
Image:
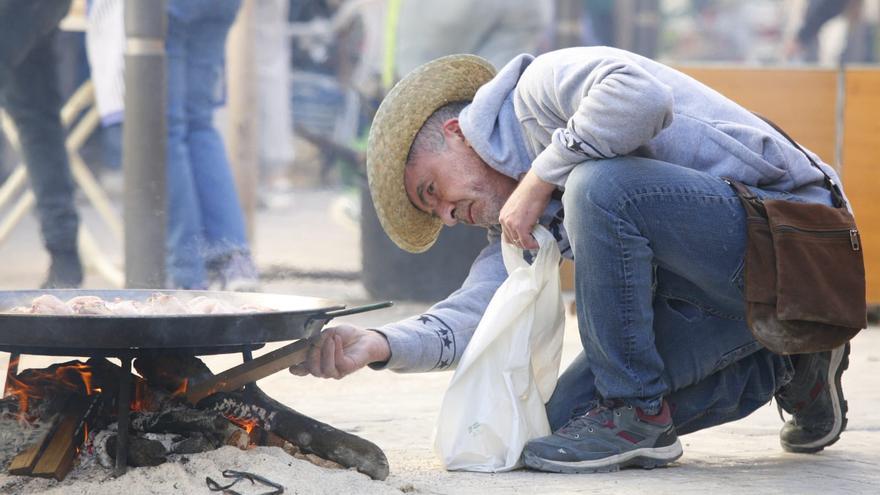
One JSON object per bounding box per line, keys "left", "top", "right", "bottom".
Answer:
{"left": 0, "top": 291, "right": 393, "bottom": 483}
{"left": 1, "top": 355, "right": 389, "bottom": 481}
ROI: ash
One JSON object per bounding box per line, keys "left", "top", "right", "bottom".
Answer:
{"left": 0, "top": 417, "right": 47, "bottom": 466}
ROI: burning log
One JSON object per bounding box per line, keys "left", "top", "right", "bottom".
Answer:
{"left": 131, "top": 406, "right": 248, "bottom": 450}
{"left": 202, "top": 387, "right": 390, "bottom": 481}
{"left": 134, "top": 354, "right": 212, "bottom": 395}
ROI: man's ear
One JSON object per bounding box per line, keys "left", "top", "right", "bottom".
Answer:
{"left": 441, "top": 118, "right": 465, "bottom": 142}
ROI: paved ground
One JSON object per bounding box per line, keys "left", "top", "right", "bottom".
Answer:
{"left": 1, "top": 188, "right": 878, "bottom": 494}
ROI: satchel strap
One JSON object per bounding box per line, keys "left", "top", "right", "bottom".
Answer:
{"left": 753, "top": 113, "right": 846, "bottom": 208}
{"left": 722, "top": 177, "right": 766, "bottom": 217}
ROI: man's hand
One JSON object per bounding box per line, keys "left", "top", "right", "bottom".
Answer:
{"left": 289, "top": 324, "right": 391, "bottom": 379}
{"left": 499, "top": 170, "right": 557, "bottom": 250}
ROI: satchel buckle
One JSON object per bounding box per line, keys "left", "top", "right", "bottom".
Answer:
{"left": 850, "top": 229, "right": 861, "bottom": 251}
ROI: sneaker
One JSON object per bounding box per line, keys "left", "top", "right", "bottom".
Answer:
{"left": 522, "top": 399, "right": 682, "bottom": 473}
{"left": 776, "top": 343, "right": 850, "bottom": 453}
{"left": 208, "top": 251, "right": 260, "bottom": 292}
{"left": 41, "top": 251, "right": 83, "bottom": 289}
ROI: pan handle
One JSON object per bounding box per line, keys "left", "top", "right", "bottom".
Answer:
{"left": 322, "top": 301, "right": 393, "bottom": 319}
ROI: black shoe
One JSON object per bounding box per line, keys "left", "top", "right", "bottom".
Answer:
{"left": 41, "top": 252, "right": 83, "bottom": 289}
{"left": 776, "top": 343, "right": 849, "bottom": 453}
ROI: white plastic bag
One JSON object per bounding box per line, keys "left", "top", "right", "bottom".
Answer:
{"left": 434, "top": 225, "right": 565, "bottom": 472}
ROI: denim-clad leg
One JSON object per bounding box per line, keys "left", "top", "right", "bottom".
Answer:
{"left": 165, "top": 0, "right": 243, "bottom": 288}
{"left": 183, "top": 3, "right": 248, "bottom": 259}
{"left": 555, "top": 156, "right": 793, "bottom": 419}
{"left": 166, "top": 15, "right": 207, "bottom": 288}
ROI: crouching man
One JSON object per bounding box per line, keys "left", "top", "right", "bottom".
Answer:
{"left": 291, "top": 47, "right": 851, "bottom": 473}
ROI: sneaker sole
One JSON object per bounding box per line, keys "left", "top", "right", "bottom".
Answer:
{"left": 522, "top": 440, "right": 683, "bottom": 474}
{"left": 781, "top": 344, "right": 850, "bottom": 453}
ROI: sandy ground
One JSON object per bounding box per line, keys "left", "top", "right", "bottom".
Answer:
{"left": 0, "top": 189, "right": 878, "bottom": 494}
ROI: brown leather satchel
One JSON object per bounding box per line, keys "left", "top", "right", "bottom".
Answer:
{"left": 724, "top": 118, "right": 867, "bottom": 355}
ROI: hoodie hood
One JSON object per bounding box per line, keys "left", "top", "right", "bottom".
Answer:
{"left": 458, "top": 54, "right": 535, "bottom": 180}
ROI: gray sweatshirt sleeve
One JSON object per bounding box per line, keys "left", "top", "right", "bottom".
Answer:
{"left": 518, "top": 54, "right": 675, "bottom": 187}
{"left": 371, "top": 230, "right": 507, "bottom": 372}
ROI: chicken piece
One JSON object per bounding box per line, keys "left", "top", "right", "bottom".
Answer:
{"left": 67, "top": 296, "right": 112, "bottom": 315}
{"left": 30, "top": 294, "right": 74, "bottom": 315}
{"left": 108, "top": 299, "right": 143, "bottom": 316}
{"left": 186, "top": 296, "right": 237, "bottom": 314}
{"left": 239, "top": 303, "right": 276, "bottom": 313}
{"left": 209, "top": 300, "right": 237, "bottom": 314}
{"left": 146, "top": 293, "right": 189, "bottom": 315}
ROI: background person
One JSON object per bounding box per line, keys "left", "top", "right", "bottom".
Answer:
{"left": 0, "top": 0, "right": 83, "bottom": 288}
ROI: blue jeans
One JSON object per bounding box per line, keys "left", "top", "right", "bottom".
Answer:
{"left": 0, "top": 0, "right": 78, "bottom": 256}
{"left": 548, "top": 157, "right": 798, "bottom": 433}
{"left": 166, "top": 0, "right": 246, "bottom": 288}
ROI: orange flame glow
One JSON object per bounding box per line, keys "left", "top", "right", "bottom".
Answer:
{"left": 171, "top": 378, "right": 188, "bottom": 398}
{"left": 6, "top": 362, "right": 98, "bottom": 419}
{"left": 226, "top": 415, "right": 259, "bottom": 435}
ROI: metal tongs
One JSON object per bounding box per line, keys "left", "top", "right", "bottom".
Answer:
{"left": 206, "top": 469, "right": 284, "bottom": 495}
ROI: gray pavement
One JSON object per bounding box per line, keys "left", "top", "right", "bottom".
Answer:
{"left": 0, "top": 188, "right": 878, "bottom": 493}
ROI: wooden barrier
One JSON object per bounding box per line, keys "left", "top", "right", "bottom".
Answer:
{"left": 842, "top": 70, "right": 880, "bottom": 304}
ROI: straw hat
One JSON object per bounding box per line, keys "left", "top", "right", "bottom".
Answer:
{"left": 366, "top": 54, "right": 496, "bottom": 253}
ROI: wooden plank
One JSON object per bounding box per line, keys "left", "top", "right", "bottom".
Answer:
{"left": 841, "top": 69, "right": 880, "bottom": 304}
{"left": 677, "top": 66, "right": 838, "bottom": 164}
{"left": 31, "top": 396, "right": 90, "bottom": 481}
{"left": 186, "top": 337, "right": 314, "bottom": 405}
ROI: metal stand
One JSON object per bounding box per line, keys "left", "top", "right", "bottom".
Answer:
{"left": 3, "top": 352, "right": 20, "bottom": 398}
{"left": 114, "top": 356, "right": 133, "bottom": 477}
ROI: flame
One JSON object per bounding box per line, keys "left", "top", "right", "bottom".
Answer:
{"left": 226, "top": 415, "right": 259, "bottom": 434}
{"left": 131, "top": 380, "right": 148, "bottom": 412}
{"left": 171, "top": 378, "right": 188, "bottom": 398}
{"left": 6, "top": 362, "right": 98, "bottom": 419}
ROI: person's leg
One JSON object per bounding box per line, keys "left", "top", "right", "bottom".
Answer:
{"left": 567, "top": 157, "right": 759, "bottom": 412}
{"left": 184, "top": 0, "right": 258, "bottom": 290}
{"left": 4, "top": 26, "right": 82, "bottom": 287}
{"left": 525, "top": 156, "right": 783, "bottom": 472}
{"left": 165, "top": 14, "right": 207, "bottom": 289}
{"left": 0, "top": 0, "right": 72, "bottom": 85}
{"left": 547, "top": 345, "right": 792, "bottom": 435}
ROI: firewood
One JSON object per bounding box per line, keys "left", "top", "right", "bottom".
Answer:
{"left": 247, "top": 386, "right": 389, "bottom": 481}
{"left": 105, "top": 435, "right": 168, "bottom": 467}
{"left": 185, "top": 338, "right": 313, "bottom": 405}
{"left": 134, "top": 354, "right": 214, "bottom": 394}
{"left": 131, "top": 406, "right": 244, "bottom": 449}
{"left": 30, "top": 395, "right": 91, "bottom": 480}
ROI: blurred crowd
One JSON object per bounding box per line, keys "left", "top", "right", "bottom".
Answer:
{"left": 0, "top": 0, "right": 877, "bottom": 290}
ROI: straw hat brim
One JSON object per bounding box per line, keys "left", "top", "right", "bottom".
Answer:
{"left": 366, "top": 54, "right": 496, "bottom": 253}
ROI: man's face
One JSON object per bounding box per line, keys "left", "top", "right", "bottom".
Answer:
{"left": 404, "top": 119, "right": 517, "bottom": 228}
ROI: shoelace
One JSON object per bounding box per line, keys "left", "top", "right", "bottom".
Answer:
{"left": 559, "top": 400, "right": 630, "bottom": 434}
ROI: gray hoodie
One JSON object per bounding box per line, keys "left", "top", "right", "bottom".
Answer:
{"left": 373, "top": 46, "right": 841, "bottom": 373}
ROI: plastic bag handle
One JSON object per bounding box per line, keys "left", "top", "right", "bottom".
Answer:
{"left": 501, "top": 225, "right": 559, "bottom": 277}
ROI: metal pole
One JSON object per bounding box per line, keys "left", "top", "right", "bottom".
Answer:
{"left": 123, "top": 0, "right": 167, "bottom": 288}
{"left": 114, "top": 355, "right": 133, "bottom": 477}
